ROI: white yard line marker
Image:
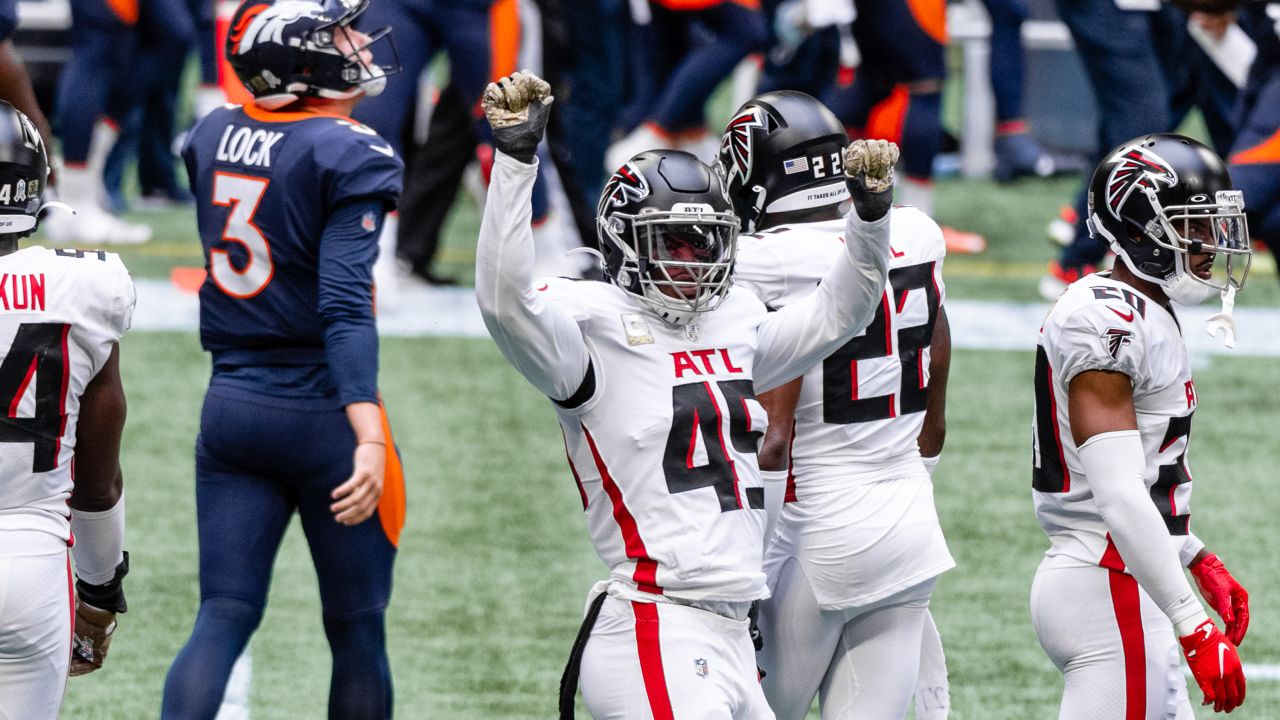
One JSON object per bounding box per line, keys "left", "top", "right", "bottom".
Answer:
{"left": 131, "top": 280, "right": 1280, "bottom": 357}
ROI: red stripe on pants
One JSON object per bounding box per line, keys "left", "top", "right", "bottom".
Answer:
{"left": 1109, "top": 571, "right": 1146, "bottom": 720}
{"left": 633, "top": 602, "right": 675, "bottom": 720}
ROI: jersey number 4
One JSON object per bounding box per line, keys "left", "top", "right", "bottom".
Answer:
{"left": 662, "top": 380, "right": 765, "bottom": 513}
{"left": 0, "top": 323, "right": 70, "bottom": 472}
{"left": 211, "top": 172, "right": 273, "bottom": 298}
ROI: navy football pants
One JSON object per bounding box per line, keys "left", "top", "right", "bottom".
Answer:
{"left": 161, "top": 385, "right": 402, "bottom": 720}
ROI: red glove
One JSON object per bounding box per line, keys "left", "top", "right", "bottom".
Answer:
{"left": 1180, "top": 619, "right": 1246, "bottom": 713}
{"left": 1191, "top": 553, "right": 1250, "bottom": 645}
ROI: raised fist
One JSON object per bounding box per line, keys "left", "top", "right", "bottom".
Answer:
{"left": 843, "top": 139, "right": 899, "bottom": 221}
{"left": 481, "top": 70, "right": 553, "bottom": 164}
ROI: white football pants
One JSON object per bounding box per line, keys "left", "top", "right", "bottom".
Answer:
{"left": 0, "top": 539, "right": 72, "bottom": 720}
{"left": 758, "top": 556, "right": 935, "bottom": 720}
{"left": 1031, "top": 557, "right": 1193, "bottom": 720}
{"left": 580, "top": 596, "right": 775, "bottom": 720}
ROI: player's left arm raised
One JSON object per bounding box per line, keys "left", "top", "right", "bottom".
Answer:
{"left": 753, "top": 140, "right": 895, "bottom": 392}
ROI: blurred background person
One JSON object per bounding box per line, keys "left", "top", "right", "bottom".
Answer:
{"left": 1228, "top": 1, "right": 1280, "bottom": 271}
{"left": 603, "top": 0, "right": 770, "bottom": 169}
{"left": 40, "top": 0, "right": 156, "bottom": 245}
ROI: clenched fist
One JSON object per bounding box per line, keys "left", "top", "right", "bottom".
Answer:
{"left": 843, "top": 139, "right": 899, "bottom": 222}
{"left": 481, "top": 70, "right": 553, "bottom": 164}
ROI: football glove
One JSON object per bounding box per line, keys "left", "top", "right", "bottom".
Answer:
{"left": 70, "top": 552, "right": 128, "bottom": 677}
{"left": 1191, "top": 553, "right": 1250, "bottom": 646}
{"left": 481, "top": 69, "right": 553, "bottom": 164}
{"left": 1179, "top": 619, "right": 1246, "bottom": 713}
{"left": 843, "top": 139, "right": 899, "bottom": 222}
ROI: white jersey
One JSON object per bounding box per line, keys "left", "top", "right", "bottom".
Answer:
{"left": 549, "top": 280, "right": 774, "bottom": 602}
{"left": 1033, "top": 273, "right": 1199, "bottom": 571}
{"left": 0, "top": 247, "right": 134, "bottom": 543}
{"left": 735, "top": 209, "right": 954, "bottom": 609}
{"left": 734, "top": 208, "right": 946, "bottom": 487}
{"left": 475, "top": 153, "right": 890, "bottom": 605}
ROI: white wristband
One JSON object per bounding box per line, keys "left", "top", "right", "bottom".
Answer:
{"left": 921, "top": 454, "right": 940, "bottom": 477}
{"left": 760, "top": 469, "right": 789, "bottom": 549}
{"left": 70, "top": 493, "right": 125, "bottom": 585}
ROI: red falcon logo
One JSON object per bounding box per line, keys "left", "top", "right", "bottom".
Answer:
{"left": 1103, "top": 327, "right": 1135, "bottom": 360}
{"left": 719, "top": 108, "right": 765, "bottom": 184}
{"left": 1105, "top": 147, "right": 1178, "bottom": 221}
{"left": 598, "top": 162, "right": 650, "bottom": 216}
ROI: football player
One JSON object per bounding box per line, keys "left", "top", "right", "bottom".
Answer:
{"left": 0, "top": 101, "right": 135, "bottom": 719}
{"left": 160, "top": 2, "right": 405, "bottom": 718}
{"left": 476, "top": 70, "right": 893, "bottom": 719}
{"left": 724, "top": 90, "right": 955, "bottom": 720}
{"left": 1032, "top": 134, "right": 1252, "bottom": 717}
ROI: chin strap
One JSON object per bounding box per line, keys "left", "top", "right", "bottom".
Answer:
{"left": 1205, "top": 284, "right": 1238, "bottom": 349}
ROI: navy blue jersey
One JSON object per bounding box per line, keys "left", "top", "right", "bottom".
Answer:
{"left": 0, "top": 0, "right": 15, "bottom": 40}
{"left": 183, "top": 104, "right": 402, "bottom": 404}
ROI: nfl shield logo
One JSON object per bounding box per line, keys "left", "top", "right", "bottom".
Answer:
{"left": 361, "top": 212, "right": 378, "bottom": 233}
{"left": 695, "top": 658, "right": 709, "bottom": 679}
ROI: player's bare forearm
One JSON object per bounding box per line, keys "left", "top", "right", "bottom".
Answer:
{"left": 757, "top": 377, "right": 803, "bottom": 471}
{"left": 918, "top": 307, "right": 950, "bottom": 458}
{"left": 71, "top": 345, "right": 126, "bottom": 512}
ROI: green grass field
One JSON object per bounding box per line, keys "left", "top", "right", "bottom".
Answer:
{"left": 44, "top": 166, "right": 1280, "bottom": 718}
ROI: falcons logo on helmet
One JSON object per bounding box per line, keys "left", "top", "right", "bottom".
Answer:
{"left": 1103, "top": 327, "right": 1135, "bottom": 360}
{"left": 598, "top": 162, "right": 650, "bottom": 216}
{"left": 1104, "top": 147, "right": 1178, "bottom": 221}
{"left": 719, "top": 108, "right": 765, "bottom": 184}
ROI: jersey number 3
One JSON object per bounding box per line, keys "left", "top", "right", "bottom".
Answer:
{"left": 211, "top": 172, "right": 273, "bottom": 298}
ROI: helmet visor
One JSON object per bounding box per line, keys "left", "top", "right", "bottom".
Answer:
{"left": 1158, "top": 190, "right": 1251, "bottom": 291}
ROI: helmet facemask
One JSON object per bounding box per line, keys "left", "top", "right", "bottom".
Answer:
{"left": 599, "top": 204, "right": 739, "bottom": 326}
{"left": 313, "top": 23, "right": 399, "bottom": 101}
{"left": 1153, "top": 189, "right": 1251, "bottom": 300}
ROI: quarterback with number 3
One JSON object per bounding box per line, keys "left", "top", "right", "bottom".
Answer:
{"left": 162, "top": 2, "right": 405, "bottom": 718}
{"left": 477, "top": 70, "right": 893, "bottom": 719}
{"left": 1032, "top": 134, "right": 1252, "bottom": 717}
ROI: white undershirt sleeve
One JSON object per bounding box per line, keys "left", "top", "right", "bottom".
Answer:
{"left": 1079, "top": 430, "right": 1209, "bottom": 636}
{"left": 753, "top": 209, "right": 890, "bottom": 393}
{"left": 475, "top": 152, "right": 592, "bottom": 402}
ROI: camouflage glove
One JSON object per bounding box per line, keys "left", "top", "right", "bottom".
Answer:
{"left": 70, "top": 552, "right": 127, "bottom": 676}
{"left": 70, "top": 601, "right": 118, "bottom": 676}
{"left": 481, "top": 69, "right": 554, "bottom": 164}
{"left": 844, "top": 139, "right": 899, "bottom": 222}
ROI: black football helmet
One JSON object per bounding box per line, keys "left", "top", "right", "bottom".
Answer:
{"left": 717, "top": 90, "right": 849, "bottom": 233}
{"left": 0, "top": 101, "right": 48, "bottom": 240}
{"left": 226, "top": 0, "right": 398, "bottom": 110}
{"left": 597, "top": 151, "right": 740, "bottom": 326}
{"left": 1087, "top": 133, "right": 1250, "bottom": 302}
